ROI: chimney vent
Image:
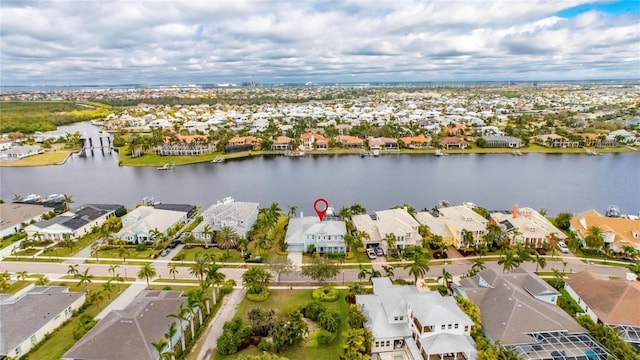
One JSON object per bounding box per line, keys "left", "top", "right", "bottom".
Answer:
{"left": 513, "top": 204, "right": 518, "bottom": 219}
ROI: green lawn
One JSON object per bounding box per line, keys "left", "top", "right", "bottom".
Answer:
{"left": 23, "top": 283, "right": 129, "bottom": 360}
{"left": 97, "top": 247, "right": 156, "bottom": 260}
{"left": 1, "top": 280, "right": 32, "bottom": 294}
{"left": 174, "top": 246, "right": 245, "bottom": 263}
{"left": 215, "top": 289, "right": 349, "bottom": 360}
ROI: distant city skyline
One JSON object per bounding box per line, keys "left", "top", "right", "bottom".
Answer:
{"left": 1, "top": 0, "right": 639, "bottom": 85}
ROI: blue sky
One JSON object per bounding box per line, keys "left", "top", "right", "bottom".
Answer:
{"left": 1, "top": 0, "right": 638, "bottom": 85}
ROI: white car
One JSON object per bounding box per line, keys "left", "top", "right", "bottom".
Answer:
{"left": 557, "top": 242, "right": 569, "bottom": 253}
{"left": 366, "top": 249, "right": 377, "bottom": 260}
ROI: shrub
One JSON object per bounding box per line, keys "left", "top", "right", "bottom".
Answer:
{"left": 312, "top": 286, "right": 339, "bottom": 302}
{"left": 246, "top": 289, "right": 271, "bottom": 302}
{"left": 304, "top": 301, "right": 326, "bottom": 321}
{"left": 135, "top": 243, "right": 147, "bottom": 252}
{"left": 316, "top": 330, "right": 336, "bottom": 346}
{"left": 220, "top": 279, "right": 236, "bottom": 295}
{"left": 257, "top": 338, "right": 273, "bottom": 352}
{"left": 318, "top": 310, "right": 340, "bottom": 333}
{"left": 356, "top": 247, "right": 366, "bottom": 253}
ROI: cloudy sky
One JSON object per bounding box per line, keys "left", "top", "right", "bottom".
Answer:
{"left": 1, "top": 0, "right": 639, "bottom": 85}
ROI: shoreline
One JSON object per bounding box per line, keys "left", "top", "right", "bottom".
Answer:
{"left": 1, "top": 145, "right": 638, "bottom": 167}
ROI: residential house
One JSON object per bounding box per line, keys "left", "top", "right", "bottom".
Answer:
{"left": 336, "top": 135, "right": 364, "bottom": 148}
{"left": 565, "top": 270, "right": 640, "bottom": 345}
{"left": 444, "top": 123, "right": 465, "bottom": 136}
{"left": 284, "top": 216, "right": 346, "bottom": 254}
{"left": 0, "top": 203, "right": 52, "bottom": 238}
{"left": 192, "top": 198, "right": 259, "bottom": 241}
{"left": 607, "top": 129, "right": 636, "bottom": 144}
{"left": 570, "top": 210, "right": 640, "bottom": 252}
{"left": 0, "top": 145, "right": 43, "bottom": 160}
{"left": 481, "top": 136, "right": 522, "bottom": 148}
{"left": 225, "top": 136, "right": 261, "bottom": 153}
{"left": 367, "top": 136, "right": 399, "bottom": 150}
{"left": 352, "top": 208, "right": 420, "bottom": 252}
{"left": 147, "top": 118, "right": 172, "bottom": 129}
{"left": 414, "top": 212, "right": 454, "bottom": 246}
{"left": 489, "top": 205, "right": 566, "bottom": 248}
{"left": 437, "top": 206, "right": 487, "bottom": 249}
{"left": 116, "top": 205, "right": 190, "bottom": 244}
{"left": 399, "top": 135, "right": 432, "bottom": 149}
{"left": 437, "top": 137, "right": 469, "bottom": 149}
{"left": 24, "top": 204, "right": 123, "bottom": 242}
{"left": 0, "top": 286, "right": 85, "bottom": 359}
{"left": 357, "top": 277, "right": 477, "bottom": 360}
{"left": 454, "top": 268, "right": 613, "bottom": 360}
{"left": 63, "top": 291, "right": 196, "bottom": 360}
{"left": 301, "top": 132, "right": 327, "bottom": 150}
{"left": 534, "top": 134, "right": 580, "bottom": 148}
{"left": 271, "top": 136, "right": 293, "bottom": 150}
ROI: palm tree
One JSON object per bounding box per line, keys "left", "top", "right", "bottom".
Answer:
{"left": 236, "top": 238, "right": 249, "bottom": 257}
{"left": 461, "top": 229, "right": 475, "bottom": 251}
{"left": 288, "top": 205, "right": 298, "bottom": 217}
{"left": 206, "top": 264, "right": 226, "bottom": 305}
{"left": 469, "top": 259, "right": 486, "bottom": 276}
{"left": 16, "top": 271, "right": 28, "bottom": 281}
{"left": 138, "top": 263, "right": 157, "bottom": 288}
{"left": 515, "top": 244, "right": 532, "bottom": 263}
{"left": 35, "top": 276, "right": 49, "bottom": 286}
{"left": 62, "top": 194, "right": 74, "bottom": 211}
{"left": 382, "top": 265, "right": 394, "bottom": 278}
{"left": 357, "top": 265, "right": 370, "bottom": 283}
{"left": 67, "top": 264, "right": 79, "bottom": 276}
{"left": 201, "top": 224, "right": 214, "bottom": 244}
{"left": 498, "top": 250, "right": 522, "bottom": 273}
{"left": 533, "top": 253, "right": 547, "bottom": 272}
{"left": 108, "top": 264, "right": 120, "bottom": 277}
{"left": 254, "top": 234, "right": 271, "bottom": 256}
{"left": 169, "top": 264, "right": 179, "bottom": 280}
{"left": 76, "top": 268, "right": 94, "bottom": 293}
{"left": 437, "top": 267, "right": 453, "bottom": 288}
{"left": 384, "top": 233, "right": 397, "bottom": 252}
{"left": 585, "top": 226, "right": 605, "bottom": 249}
{"left": 164, "top": 321, "right": 178, "bottom": 354}
{"left": 113, "top": 273, "right": 125, "bottom": 292}
{"left": 216, "top": 226, "right": 238, "bottom": 256}
{"left": 403, "top": 252, "right": 431, "bottom": 284}
{"left": 118, "top": 247, "right": 130, "bottom": 264}
{"left": 102, "top": 280, "right": 115, "bottom": 300}
{"left": 90, "top": 247, "right": 100, "bottom": 262}
{"left": 151, "top": 336, "right": 171, "bottom": 360}
{"left": 189, "top": 253, "right": 210, "bottom": 284}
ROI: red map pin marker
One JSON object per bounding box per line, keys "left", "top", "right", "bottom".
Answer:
{"left": 314, "top": 198, "right": 329, "bottom": 222}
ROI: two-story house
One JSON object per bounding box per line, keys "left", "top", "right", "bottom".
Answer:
{"left": 192, "top": 198, "right": 259, "bottom": 241}
{"left": 357, "top": 277, "right": 477, "bottom": 360}
{"left": 115, "top": 205, "right": 190, "bottom": 244}
{"left": 352, "top": 208, "right": 420, "bottom": 252}
{"left": 284, "top": 216, "right": 346, "bottom": 254}
{"left": 490, "top": 205, "right": 566, "bottom": 248}
{"left": 436, "top": 205, "right": 487, "bottom": 249}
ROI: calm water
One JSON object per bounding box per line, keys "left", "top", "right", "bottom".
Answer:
{"left": 1, "top": 123, "right": 638, "bottom": 217}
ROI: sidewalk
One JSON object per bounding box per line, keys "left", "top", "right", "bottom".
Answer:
{"left": 95, "top": 282, "right": 147, "bottom": 319}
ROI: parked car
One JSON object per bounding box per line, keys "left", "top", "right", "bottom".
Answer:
{"left": 375, "top": 247, "right": 383, "bottom": 256}
{"left": 160, "top": 249, "right": 170, "bottom": 257}
{"left": 367, "top": 249, "right": 377, "bottom": 260}
{"left": 557, "top": 242, "right": 569, "bottom": 253}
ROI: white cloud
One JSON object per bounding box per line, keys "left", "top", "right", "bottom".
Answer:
{"left": 0, "top": 0, "right": 638, "bottom": 84}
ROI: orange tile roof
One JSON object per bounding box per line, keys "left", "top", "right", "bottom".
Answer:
{"left": 571, "top": 210, "right": 640, "bottom": 248}
{"left": 336, "top": 135, "right": 363, "bottom": 145}
{"left": 273, "top": 136, "right": 293, "bottom": 144}
{"left": 399, "top": 134, "right": 431, "bottom": 144}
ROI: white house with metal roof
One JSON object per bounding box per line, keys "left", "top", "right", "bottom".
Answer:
{"left": 284, "top": 216, "right": 346, "bottom": 254}
{"left": 192, "top": 198, "right": 259, "bottom": 241}
{"left": 357, "top": 277, "right": 476, "bottom": 360}
{"left": 116, "top": 205, "right": 188, "bottom": 244}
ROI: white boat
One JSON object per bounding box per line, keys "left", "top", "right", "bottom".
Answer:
{"left": 372, "top": 150, "right": 380, "bottom": 157}
{"left": 157, "top": 163, "right": 175, "bottom": 170}
{"left": 586, "top": 149, "right": 603, "bottom": 156}
{"left": 284, "top": 150, "right": 305, "bottom": 157}
{"left": 512, "top": 150, "right": 524, "bottom": 156}
{"left": 212, "top": 157, "right": 225, "bottom": 163}
{"left": 359, "top": 150, "right": 369, "bottom": 157}
{"left": 434, "top": 149, "right": 448, "bottom": 156}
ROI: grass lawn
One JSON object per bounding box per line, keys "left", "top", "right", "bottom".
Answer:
{"left": 97, "top": 247, "right": 157, "bottom": 260}
{"left": 118, "top": 149, "right": 221, "bottom": 166}
{"left": 174, "top": 246, "right": 245, "bottom": 263}
{"left": 215, "top": 289, "right": 349, "bottom": 360}
{"left": 1, "top": 280, "right": 32, "bottom": 294}
{"left": 23, "top": 283, "right": 129, "bottom": 360}
{"left": 0, "top": 149, "right": 72, "bottom": 167}
{"left": 39, "top": 233, "right": 104, "bottom": 259}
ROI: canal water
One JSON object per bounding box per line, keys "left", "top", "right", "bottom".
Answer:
{"left": 1, "top": 122, "right": 638, "bottom": 216}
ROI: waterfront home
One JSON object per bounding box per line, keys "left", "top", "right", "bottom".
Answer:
{"left": 153, "top": 142, "right": 216, "bottom": 156}
{"left": 565, "top": 270, "right": 640, "bottom": 345}
{"left": 183, "top": 120, "right": 209, "bottom": 133}
{"left": 147, "top": 118, "right": 172, "bottom": 129}
{"left": 534, "top": 134, "right": 580, "bottom": 148}
{"left": 454, "top": 268, "right": 613, "bottom": 360}
{"left": 398, "top": 134, "right": 432, "bottom": 149}
{"left": 436, "top": 205, "right": 487, "bottom": 249}
{"left": 607, "top": 129, "right": 637, "bottom": 144}
{"left": 115, "top": 205, "right": 189, "bottom": 244}
{"left": 284, "top": 215, "right": 346, "bottom": 254}
{"left": 414, "top": 211, "right": 454, "bottom": 246}
{"left": 444, "top": 123, "right": 465, "bottom": 136}
{"left": 0, "top": 286, "right": 85, "bottom": 359}
{"left": 437, "top": 137, "right": 469, "bottom": 149}
{"left": 357, "top": 277, "right": 477, "bottom": 360}
{"left": 0, "top": 145, "right": 43, "bottom": 160}
{"left": 63, "top": 291, "right": 195, "bottom": 360}
{"left": 489, "top": 205, "right": 566, "bottom": 248}
{"left": 367, "top": 136, "right": 399, "bottom": 150}
{"left": 192, "top": 198, "right": 259, "bottom": 241}
{"left": 0, "top": 203, "right": 52, "bottom": 238}
{"left": 336, "top": 135, "right": 364, "bottom": 148}
{"left": 352, "top": 208, "right": 420, "bottom": 252}
{"left": 271, "top": 136, "right": 293, "bottom": 150}
{"left": 24, "top": 204, "right": 123, "bottom": 242}
{"left": 224, "top": 136, "right": 261, "bottom": 153}
{"left": 480, "top": 136, "right": 522, "bottom": 148}
{"left": 570, "top": 210, "right": 640, "bottom": 252}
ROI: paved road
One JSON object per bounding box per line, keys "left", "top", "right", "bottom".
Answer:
{"left": 194, "top": 288, "right": 246, "bottom": 360}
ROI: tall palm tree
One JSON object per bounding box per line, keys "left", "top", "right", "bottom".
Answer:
{"left": 76, "top": 268, "right": 94, "bottom": 293}
{"left": 288, "top": 205, "right": 298, "bottom": 217}
{"left": 108, "top": 265, "right": 120, "bottom": 277}
{"left": 461, "top": 229, "right": 475, "bottom": 251}
{"left": 201, "top": 224, "right": 214, "bottom": 244}
{"left": 16, "top": 271, "right": 28, "bottom": 281}
{"left": 533, "top": 253, "right": 547, "bottom": 272}
{"left": 357, "top": 265, "right": 370, "bottom": 283}
{"left": 112, "top": 273, "right": 125, "bottom": 292}
{"left": 118, "top": 247, "right": 130, "bottom": 264}
{"left": 63, "top": 194, "right": 74, "bottom": 211}
{"left": 216, "top": 226, "right": 238, "bottom": 256}
{"left": 67, "top": 264, "right": 79, "bottom": 276}
{"left": 437, "top": 267, "right": 453, "bottom": 288}
{"left": 151, "top": 336, "right": 170, "bottom": 360}
{"left": 403, "top": 252, "right": 431, "bottom": 284}
{"left": 167, "top": 312, "right": 186, "bottom": 352}
{"left": 206, "top": 264, "right": 226, "bottom": 305}
{"left": 138, "top": 263, "right": 157, "bottom": 288}
{"left": 382, "top": 265, "right": 394, "bottom": 278}
{"left": 90, "top": 247, "right": 100, "bottom": 262}
{"left": 189, "top": 253, "right": 209, "bottom": 284}
{"left": 169, "top": 264, "right": 179, "bottom": 280}
{"left": 101, "top": 280, "right": 115, "bottom": 300}
{"left": 585, "top": 226, "right": 605, "bottom": 249}
{"left": 498, "top": 250, "right": 522, "bottom": 273}
{"left": 164, "top": 321, "right": 178, "bottom": 354}
{"left": 236, "top": 238, "right": 249, "bottom": 257}
{"left": 469, "top": 259, "right": 486, "bottom": 276}
{"left": 384, "top": 233, "right": 397, "bottom": 252}
{"left": 254, "top": 234, "right": 271, "bottom": 256}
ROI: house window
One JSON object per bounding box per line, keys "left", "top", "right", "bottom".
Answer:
{"left": 386, "top": 340, "right": 390, "bottom": 346}
{"left": 65, "top": 306, "right": 72, "bottom": 316}
{"left": 441, "top": 325, "right": 445, "bottom": 330}
{"left": 448, "top": 324, "right": 452, "bottom": 329}
{"left": 30, "top": 335, "right": 37, "bottom": 344}
{"left": 464, "top": 325, "right": 469, "bottom": 332}
{"left": 15, "top": 346, "right": 21, "bottom": 356}
{"left": 454, "top": 324, "right": 459, "bottom": 329}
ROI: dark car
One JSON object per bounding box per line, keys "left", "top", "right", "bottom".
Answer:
{"left": 375, "top": 247, "right": 383, "bottom": 256}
